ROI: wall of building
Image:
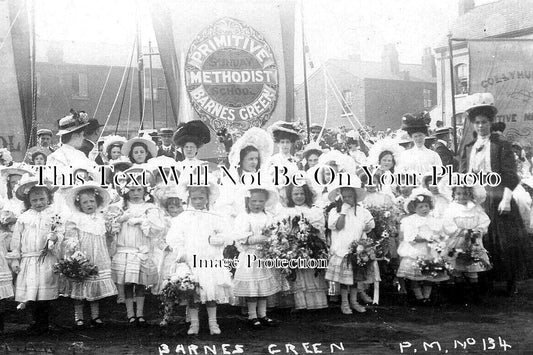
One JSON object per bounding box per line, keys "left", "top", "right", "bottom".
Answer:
{"left": 364, "top": 78, "right": 437, "bottom": 130}
{"left": 35, "top": 62, "right": 174, "bottom": 146}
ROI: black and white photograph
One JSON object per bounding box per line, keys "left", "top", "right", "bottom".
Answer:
{"left": 0, "top": 0, "right": 532, "bottom": 353}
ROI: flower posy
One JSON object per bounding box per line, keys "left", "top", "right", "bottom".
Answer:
{"left": 53, "top": 251, "right": 99, "bottom": 282}
{"left": 38, "top": 214, "right": 64, "bottom": 263}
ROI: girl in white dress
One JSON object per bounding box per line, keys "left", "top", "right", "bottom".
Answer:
{"left": 396, "top": 188, "right": 449, "bottom": 304}
{"left": 443, "top": 186, "right": 491, "bottom": 299}
{"left": 168, "top": 177, "right": 232, "bottom": 335}
{"left": 325, "top": 180, "right": 375, "bottom": 314}
{"left": 281, "top": 182, "right": 328, "bottom": 310}
{"left": 233, "top": 185, "right": 281, "bottom": 328}
{"left": 111, "top": 168, "right": 165, "bottom": 327}
{"left": 7, "top": 175, "right": 60, "bottom": 334}
{"left": 61, "top": 183, "right": 118, "bottom": 327}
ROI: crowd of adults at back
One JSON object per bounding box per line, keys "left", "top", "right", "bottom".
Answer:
{"left": 0, "top": 91, "right": 532, "bottom": 335}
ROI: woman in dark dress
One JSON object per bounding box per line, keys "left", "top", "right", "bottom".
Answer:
{"left": 460, "top": 93, "right": 533, "bottom": 295}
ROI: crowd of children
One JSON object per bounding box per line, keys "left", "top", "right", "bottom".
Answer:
{"left": 0, "top": 111, "right": 529, "bottom": 336}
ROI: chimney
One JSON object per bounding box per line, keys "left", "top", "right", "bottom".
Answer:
{"left": 381, "top": 43, "right": 400, "bottom": 75}
{"left": 421, "top": 47, "right": 436, "bottom": 78}
{"left": 458, "top": 0, "right": 475, "bottom": 16}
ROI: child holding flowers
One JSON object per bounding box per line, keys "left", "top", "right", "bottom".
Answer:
{"left": 442, "top": 185, "right": 491, "bottom": 302}
{"left": 6, "top": 174, "right": 60, "bottom": 334}
{"left": 111, "top": 168, "right": 164, "bottom": 327}
{"left": 281, "top": 182, "right": 328, "bottom": 310}
{"left": 61, "top": 182, "right": 118, "bottom": 327}
{"left": 325, "top": 178, "right": 375, "bottom": 315}
{"left": 167, "top": 176, "right": 232, "bottom": 335}
{"left": 233, "top": 185, "right": 281, "bottom": 329}
{"left": 396, "top": 188, "right": 449, "bottom": 305}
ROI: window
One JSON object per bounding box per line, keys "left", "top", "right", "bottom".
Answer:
{"left": 144, "top": 76, "right": 159, "bottom": 101}
{"left": 72, "top": 72, "right": 88, "bottom": 98}
{"left": 455, "top": 63, "right": 468, "bottom": 95}
{"left": 423, "top": 89, "right": 432, "bottom": 108}
{"left": 342, "top": 90, "right": 353, "bottom": 114}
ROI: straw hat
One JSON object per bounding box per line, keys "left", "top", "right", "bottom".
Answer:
{"left": 65, "top": 181, "right": 111, "bottom": 212}
{"left": 121, "top": 137, "right": 158, "bottom": 159}
{"left": 465, "top": 93, "right": 498, "bottom": 117}
{"left": 302, "top": 142, "right": 323, "bottom": 160}
{"left": 0, "top": 163, "right": 34, "bottom": 179}
{"left": 327, "top": 175, "right": 366, "bottom": 202}
{"left": 15, "top": 173, "right": 58, "bottom": 201}
{"left": 56, "top": 109, "right": 91, "bottom": 136}
{"left": 102, "top": 135, "right": 127, "bottom": 158}
{"left": 153, "top": 185, "right": 182, "bottom": 207}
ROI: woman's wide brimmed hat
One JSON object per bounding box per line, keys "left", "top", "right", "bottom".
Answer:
{"left": 404, "top": 187, "right": 433, "bottom": 214}
{"left": 367, "top": 138, "right": 404, "bottom": 166}
{"left": 228, "top": 127, "right": 274, "bottom": 168}
{"left": 102, "top": 135, "right": 127, "bottom": 158}
{"left": 176, "top": 172, "right": 220, "bottom": 205}
{"left": 173, "top": 120, "right": 211, "bottom": 148}
{"left": 0, "top": 162, "right": 34, "bottom": 179}
{"left": 56, "top": 109, "right": 91, "bottom": 136}
{"left": 302, "top": 142, "right": 323, "bottom": 160}
{"left": 121, "top": 137, "right": 158, "bottom": 159}
{"left": 401, "top": 111, "right": 431, "bottom": 135}
{"left": 244, "top": 183, "right": 279, "bottom": 209}
{"left": 465, "top": 93, "right": 498, "bottom": 117}
{"left": 65, "top": 181, "right": 111, "bottom": 212}
{"left": 327, "top": 175, "right": 366, "bottom": 202}
{"left": 268, "top": 121, "right": 300, "bottom": 143}
{"left": 15, "top": 173, "right": 58, "bottom": 201}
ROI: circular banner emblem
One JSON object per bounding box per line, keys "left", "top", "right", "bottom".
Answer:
{"left": 185, "top": 17, "right": 279, "bottom": 133}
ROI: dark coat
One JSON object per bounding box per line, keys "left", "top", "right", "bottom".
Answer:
{"left": 432, "top": 141, "right": 457, "bottom": 170}
{"left": 157, "top": 144, "right": 184, "bottom": 161}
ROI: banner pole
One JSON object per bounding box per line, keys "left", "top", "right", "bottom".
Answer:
{"left": 448, "top": 33, "right": 458, "bottom": 153}
{"left": 300, "top": 0, "right": 311, "bottom": 142}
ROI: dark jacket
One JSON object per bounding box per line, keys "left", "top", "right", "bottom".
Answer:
{"left": 460, "top": 133, "right": 519, "bottom": 190}
{"left": 432, "top": 141, "right": 457, "bottom": 171}
{"left": 157, "top": 144, "right": 184, "bottom": 161}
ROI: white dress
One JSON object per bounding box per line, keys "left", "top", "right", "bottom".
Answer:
{"left": 60, "top": 211, "right": 118, "bottom": 301}
{"left": 166, "top": 207, "right": 233, "bottom": 304}
{"left": 7, "top": 206, "right": 61, "bottom": 302}
{"left": 397, "top": 146, "right": 442, "bottom": 176}
{"left": 111, "top": 202, "right": 165, "bottom": 286}
{"left": 325, "top": 205, "right": 374, "bottom": 285}
{"left": 232, "top": 212, "right": 281, "bottom": 297}
{"left": 47, "top": 144, "right": 94, "bottom": 172}
{"left": 0, "top": 226, "right": 13, "bottom": 300}
{"left": 396, "top": 214, "right": 448, "bottom": 282}
{"left": 442, "top": 201, "right": 491, "bottom": 274}
{"left": 151, "top": 214, "right": 173, "bottom": 295}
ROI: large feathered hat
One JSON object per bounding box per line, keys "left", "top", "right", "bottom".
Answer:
{"left": 268, "top": 121, "right": 300, "bottom": 143}
{"left": 228, "top": 127, "right": 274, "bottom": 168}
{"left": 56, "top": 109, "right": 91, "bottom": 136}
{"left": 401, "top": 111, "right": 431, "bottom": 136}
{"left": 173, "top": 120, "right": 211, "bottom": 148}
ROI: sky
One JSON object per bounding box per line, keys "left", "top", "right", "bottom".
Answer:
{"left": 34, "top": 0, "right": 498, "bottom": 76}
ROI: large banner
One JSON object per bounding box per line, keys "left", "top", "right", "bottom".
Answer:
{"left": 151, "top": 0, "right": 295, "bottom": 141}
{"left": 469, "top": 40, "right": 533, "bottom": 144}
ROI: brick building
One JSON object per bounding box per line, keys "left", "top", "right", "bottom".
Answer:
{"left": 35, "top": 40, "right": 173, "bottom": 144}
{"left": 433, "top": 0, "right": 533, "bottom": 126}
{"left": 294, "top": 44, "right": 437, "bottom": 131}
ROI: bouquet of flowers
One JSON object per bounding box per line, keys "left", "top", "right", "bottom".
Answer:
{"left": 38, "top": 214, "right": 63, "bottom": 263}
{"left": 414, "top": 257, "right": 454, "bottom": 278}
{"left": 348, "top": 238, "right": 377, "bottom": 269}
{"left": 53, "top": 251, "right": 99, "bottom": 282}
{"left": 260, "top": 214, "right": 328, "bottom": 281}
{"left": 159, "top": 264, "right": 201, "bottom": 325}
{"left": 450, "top": 229, "right": 491, "bottom": 269}
{"left": 366, "top": 205, "right": 401, "bottom": 259}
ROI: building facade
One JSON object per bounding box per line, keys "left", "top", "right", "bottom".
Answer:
{"left": 434, "top": 0, "right": 533, "bottom": 127}
{"left": 294, "top": 45, "right": 437, "bottom": 131}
